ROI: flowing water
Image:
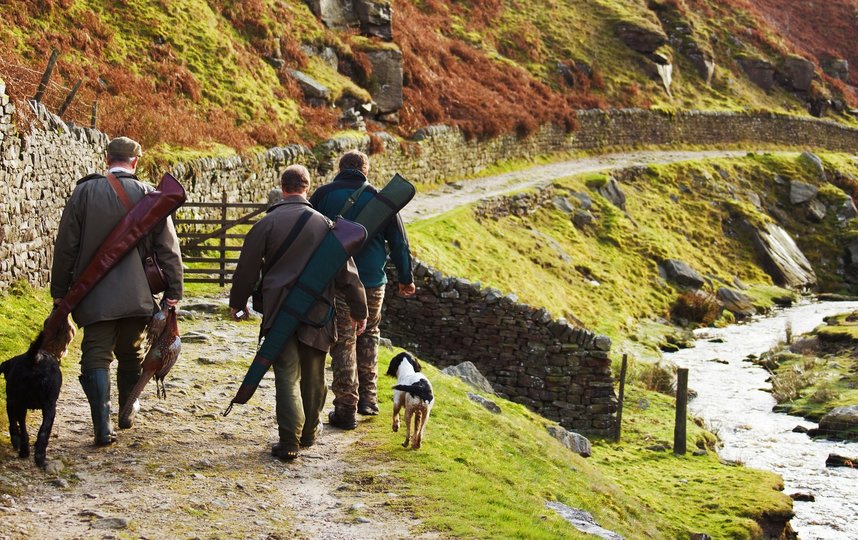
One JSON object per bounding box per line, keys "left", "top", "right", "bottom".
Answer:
{"left": 664, "top": 301, "right": 858, "bottom": 540}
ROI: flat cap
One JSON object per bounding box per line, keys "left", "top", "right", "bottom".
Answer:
{"left": 106, "top": 136, "right": 142, "bottom": 159}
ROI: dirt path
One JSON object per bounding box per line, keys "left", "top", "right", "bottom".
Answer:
{"left": 0, "top": 148, "right": 763, "bottom": 539}
{"left": 401, "top": 149, "right": 752, "bottom": 223}
{"left": 0, "top": 297, "right": 432, "bottom": 540}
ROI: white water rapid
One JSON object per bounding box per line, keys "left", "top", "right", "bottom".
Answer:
{"left": 665, "top": 301, "right": 858, "bottom": 540}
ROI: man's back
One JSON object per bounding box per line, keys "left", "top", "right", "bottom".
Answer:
{"left": 51, "top": 172, "right": 157, "bottom": 326}
{"left": 310, "top": 170, "right": 412, "bottom": 287}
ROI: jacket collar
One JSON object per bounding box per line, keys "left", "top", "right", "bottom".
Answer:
{"left": 267, "top": 194, "right": 312, "bottom": 213}
{"left": 333, "top": 168, "right": 368, "bottom": 185}
{"left": 77, "top": 170, "right": 137, "bottom": 185}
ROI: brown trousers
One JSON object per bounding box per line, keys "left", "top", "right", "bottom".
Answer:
{"left": 330, "top": 286, "right": 385, "bottom": 413}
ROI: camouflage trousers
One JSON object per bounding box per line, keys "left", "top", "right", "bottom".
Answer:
{"left": 330, "top": 286, "right": 385, "bottom": 413}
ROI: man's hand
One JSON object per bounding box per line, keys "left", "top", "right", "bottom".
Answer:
{"left": 353, "top": 318, "right": 367, "bottom": 336}
{"left": 397, "top": 282, "right": 416, "bottom": 298}
{"left": 230, "top": 306, "right": 249, "bottom": 321}
{"left": 52, "top": 297, "right": 62, "bottom": 306}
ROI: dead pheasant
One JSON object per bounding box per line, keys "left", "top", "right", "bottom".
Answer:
{"left": 118, "top": 306, "right": 181, "bottom": 428}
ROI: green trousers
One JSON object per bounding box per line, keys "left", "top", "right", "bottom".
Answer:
{"left": 273, "top": 334, "right": 327, "bottom": 451}
{"left": 80, "top": 317, "right": 149, "bottom": 372}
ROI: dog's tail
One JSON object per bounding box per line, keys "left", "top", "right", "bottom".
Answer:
{"left": 24, "top": 331, "right": 45, "bottom": 360}
{"left": 393, "top": 379, "right": 434, "bottom": 403}
{"left": 0, "top": 359, "right": 8, "bottom": 377}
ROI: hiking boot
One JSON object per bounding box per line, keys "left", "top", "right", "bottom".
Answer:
{"left": 357, "top": 401, "right": 379, "bottom": 416}
{"left": 271, "top": 443, "right": 299, "bottom": 461}
{"left": 79, "top": 369, "right": 117, "bottom": 446}
{"left": 327, "top": 409, "right": 357, "bottom": 430}
{"left": 117, "top": 369, "right": 141, "bottom": 429}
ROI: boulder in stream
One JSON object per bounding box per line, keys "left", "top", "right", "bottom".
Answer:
{"left": 817, "top": 405, "right": 858, "bottom": 439}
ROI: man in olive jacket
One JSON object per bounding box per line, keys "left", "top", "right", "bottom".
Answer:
{"left": 229, "top": 165, "right": 367, "bottom": 460}
{"left": 310, "top": 150, "right": 415, "bottom": 428}
{"left": 51, "top": 137, "right": 183, "bottom": 446}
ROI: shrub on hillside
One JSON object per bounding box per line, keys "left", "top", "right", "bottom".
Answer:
{"left": 635, "top": 361, "right": 676, "bottom": 395}
{"left": 670, "top": 291, "right": 722, "bottom": 325}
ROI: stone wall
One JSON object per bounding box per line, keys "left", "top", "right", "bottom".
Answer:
{"left": 0, "top": 81, "right": 106, "bottom": 290}
{"left": 381, "top": 260, "right": 617, "bottom": 437}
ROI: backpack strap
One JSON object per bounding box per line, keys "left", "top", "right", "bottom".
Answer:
{"left": 337, "top": 182, "right": 369, "bottom": 217}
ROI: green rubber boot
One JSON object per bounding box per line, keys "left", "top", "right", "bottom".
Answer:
{"left": 117, "top": 369, "right": 141, "bottom": 429}
{"left": 79, "top": 369, "right": 116, "bottom": 446}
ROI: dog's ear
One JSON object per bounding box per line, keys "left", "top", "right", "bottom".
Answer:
{"left": 407, "top": 355, "right": 421, "bottom": 372}
{"left": 386, "top": 353, "right": 405, "bottom": 377}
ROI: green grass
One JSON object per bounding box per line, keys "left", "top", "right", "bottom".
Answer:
{"left": 354, "top": 348, "right": 791, "bottom": 539}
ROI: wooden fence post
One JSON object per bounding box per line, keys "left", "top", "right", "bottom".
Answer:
{"left": 90, "top": 99, "right": 98, "bottom": 129}
{"left": 614, "top": 353, "right": 628, "bottom": 442}
{"left": 33, "top": 48, "right": 59, "bottom": 103}
{"left": 219, "top": 190, "right": 228, "bottom": 287}
{"left": 58, "top": 79, "right": 82, "bottom": 117}
{"left": 674, "top": 367, "right": 688, "bottom": 455}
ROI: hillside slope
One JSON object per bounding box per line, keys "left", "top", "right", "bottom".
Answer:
{"left": 0, "top": 0, "right": 856, "bottom": 161}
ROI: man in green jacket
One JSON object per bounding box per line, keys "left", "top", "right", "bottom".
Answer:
{"left": 51, "top": 137, "right": 183, "bottom": 446}
{"left": 230, "top": 165, "right": 367, "bottom": 459}
{"left": 310, "top": 150, "right": 415, "bottom": 429}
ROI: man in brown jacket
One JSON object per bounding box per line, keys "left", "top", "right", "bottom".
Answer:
{"left": 229, "top": 164, "right": 367, "bottom": 461}
{"left": 51, "top": 136, "right": 183, "bottom": 446}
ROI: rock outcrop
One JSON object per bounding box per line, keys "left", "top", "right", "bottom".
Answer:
{"left": 779, "top": 55, "right": 816, "bottom": 93}
{"left": 661, "top": 259, "right": 706, "bottom": 289}
{"left": 546, "top": 502, "right": 624, "bottom": 540}
{"left": 751, "top": 223, "right": 816, "bottom": 289}
{"left": 364, "top": 48, "right": 403, "bottom": 114}
{"left": 288, "top": 70, "right": 330, "bottom": 104}
{"left": 716, "top": 287, "right": 756, "bottom": 318}
{"left": 306, "top": 0, "right": 392, "bottom": 40}
{"left": 789, "top": 181, "right": 819, "bottom": 204}
{"left": 739, "top": 57, "right": 776, "bottom": 91}
{"left": 442, "top": 361, "right": 496, "bottom": 394}
{"left": 821, "top": 56, "right": 849, "bottom": 81}
{"left": 599, "top": 177, "right": 627, "bottom": 210}
{"left": 614, "top": 21, "right": 668, "bottom": 54}
{"left": 649, "top": 1, "right": 715, "bottom": 84}
{"left": 546, "top": 425, "right": 592, "bottom": 457}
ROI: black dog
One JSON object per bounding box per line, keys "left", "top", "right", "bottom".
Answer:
{"left": 1, "top": 319, "right": 74, "bottom": 468}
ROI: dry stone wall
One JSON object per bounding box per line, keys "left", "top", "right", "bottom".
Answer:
{"left": 0, "top": 81, "right": 106, "bottom": 290}
{"left": 381, "top": 260, "right": 617, "bottom": 437}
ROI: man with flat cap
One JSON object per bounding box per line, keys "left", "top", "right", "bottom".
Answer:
{"left": 51, "top": 136, "right": 183, "bottom": 447}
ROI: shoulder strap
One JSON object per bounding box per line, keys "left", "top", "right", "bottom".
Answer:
{"left": 106, "top": 173, "right": 134, "bottom": 212}
{"left": 263, "top": 210, "right": 313, "bottom": 275}
{"left": 338, "top": 182, "right": 369, "bottom": 217}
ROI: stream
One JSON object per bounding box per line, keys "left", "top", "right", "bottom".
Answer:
{"left": 664, "top": 300, "right": 858, "bottom": 540}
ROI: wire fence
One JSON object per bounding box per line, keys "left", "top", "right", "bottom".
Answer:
{"left": 0, "top": 52, "right": 99, "bottom": 129}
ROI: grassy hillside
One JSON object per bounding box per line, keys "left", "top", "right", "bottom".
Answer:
{"left": 407, "top": 152, "right": 858, "bottom": 344}
{"left": 353, "top": 347, "right": 793, "bottom": 539}
{"left": 1, "top": 0, "right": 856, "bottom": 161}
